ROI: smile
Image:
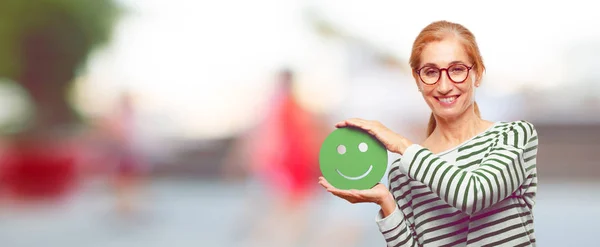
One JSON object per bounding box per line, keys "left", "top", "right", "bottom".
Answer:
{"left": 435, "top": 95, "right": 460, "bottom": 105}
{"left": 336, "top": 165, "right": 373, "bottom": 180}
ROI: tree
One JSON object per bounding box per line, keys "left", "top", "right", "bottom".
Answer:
{"left": 0, "top": 0, "right": 120, "bottom": 138}
{"left": 0, "top": 0, "right": 120, "bottom": 201}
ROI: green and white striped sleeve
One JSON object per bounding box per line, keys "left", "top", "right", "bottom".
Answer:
{"left": 398, "top": 121, "right": 538, "bottom": 215}
{"left": 375, "top": 205, "right": 418, "bottom": 247}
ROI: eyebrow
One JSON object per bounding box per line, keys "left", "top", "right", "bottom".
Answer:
{"left": 421, "top": 60, "right": 467, "bottom": 68}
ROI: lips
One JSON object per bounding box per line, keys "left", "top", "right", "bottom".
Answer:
{"left": 435, "top": 95, "right": 460, "bottom": 106}
{"left": 336, "top": 165, "right": 373, "bottom": 180}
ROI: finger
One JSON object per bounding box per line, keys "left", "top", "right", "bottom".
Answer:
{"left": 330, "top": 189, "right": 354, "bottom": 199}
{"left": 335, "top": 121, "right": 348, "bottom": 128}
{"left": 318, "top": 177, "right": 334, "bottom": 188}
{"left": 336, "top": 118, "right": 362, "bottom": 128}
{"left": 320, "top": 181, "right": 352, "bottom": 195}
{"left": 354, "top": 119, "right": 378, "bottom": 131}
{"left": 318, "top": 180, "right": 328, "bottom": 190}
{"left": 327, "top": 185, "right": 347, "bottom": 195}
{"left": 346, "top": 121, "right": 382, "bottom": 139}
{"left": 339, "top": 119, "right": 365, "bottom": 130}
{"left": 318, "top": 181, "right": 331, "bottom": 191}
{"left": 319, "top": 179, "right": 345, "bottom": 195}
{"left": 360, "top": 122, "right": 388, "bottom": 139}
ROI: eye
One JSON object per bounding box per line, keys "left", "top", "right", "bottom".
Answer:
{"left": 450, "top": 66, "right": 466, "bottom": 73}
{"left": 358, "top": 142, "right": 368, "bottom": 152}
{"left": 423, "top": 68, "right": 439, "bottom": 77}
{"left": 337, "top": 145, "right": 346, "bottom": 155}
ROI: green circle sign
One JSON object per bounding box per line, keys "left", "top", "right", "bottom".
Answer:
{"left": 319, "top": 127, "right": 388, "bottom": 190}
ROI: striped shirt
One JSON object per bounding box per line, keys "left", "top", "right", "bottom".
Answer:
{"left": 376, "top": 120, "right": 538, "bottom": 246}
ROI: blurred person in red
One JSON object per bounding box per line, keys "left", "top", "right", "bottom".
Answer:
{"left": 254, "top": 69, "right": 323, "bottom": 203}
{"left": 224, "top": 69, "right": 326, "bottom": 246}
{"left": 103, "top": 91, "right": 148, "bottom": 217}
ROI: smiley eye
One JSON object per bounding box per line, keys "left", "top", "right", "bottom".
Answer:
{"left": 337, "top": 145, "right": 346, "bottom": 155}
{"left": 358, "top": 142, "right": 368, "bottom": 152}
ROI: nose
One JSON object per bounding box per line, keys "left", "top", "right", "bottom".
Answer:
{"left": 436, "top": 72, "right": 453, "bottom": 94}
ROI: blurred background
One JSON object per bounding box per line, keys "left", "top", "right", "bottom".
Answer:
{"left": 0, "top": 0, "right": 598, "bottom": 246}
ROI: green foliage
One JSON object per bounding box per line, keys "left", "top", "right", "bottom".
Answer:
{"left": 0, "top": 0, "right": 120, "bottom": 80}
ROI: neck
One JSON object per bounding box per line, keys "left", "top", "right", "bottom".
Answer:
{"left": 431, "top": 105, "right": 486, "bottom": 145}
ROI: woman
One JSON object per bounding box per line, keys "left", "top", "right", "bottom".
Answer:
{"left": 227, "top": 69, "right": 325, "bottom": 246}
{"left": 107, "top": 92, "right": 147, "bottom": 217}
{"left": 319, "top": 20, "right": 538, "bottom": 246}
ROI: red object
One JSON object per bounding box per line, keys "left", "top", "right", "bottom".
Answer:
{"left": 1, "top": 141, "right": 79, "bottom": 201}
{"left": 252, "top": 93, "right": 321, "bottom": 200}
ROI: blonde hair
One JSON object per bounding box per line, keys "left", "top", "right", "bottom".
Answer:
{"left": 409, "top": 20, "right": 485, "bottom": 137}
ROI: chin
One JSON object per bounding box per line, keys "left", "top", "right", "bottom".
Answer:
{"left": 433, "top": 110, "right": 460, "bottom": 120}
{"left": 433, "top": 104, "right": 475, "bottom": 120}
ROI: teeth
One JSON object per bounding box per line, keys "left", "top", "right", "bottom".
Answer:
{"left": 439, "top": 96, "right": 457, "bottom": 103}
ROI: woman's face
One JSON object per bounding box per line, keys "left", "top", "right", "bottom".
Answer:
{"left": 417, "top": 37, "right": 478, "bottom": 121}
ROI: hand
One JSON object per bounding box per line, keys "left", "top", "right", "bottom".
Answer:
{"left": 335, "top": 118, "right": 412, "bottom": 154}
{"left": 318, "top": 176, "right": 390, "bottom": 205}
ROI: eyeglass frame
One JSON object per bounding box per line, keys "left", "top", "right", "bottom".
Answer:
{"left": 415, "top": 64, "right": 474, "bottom": 85}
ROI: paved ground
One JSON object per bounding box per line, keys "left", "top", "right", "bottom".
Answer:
{"left": 0, "top": 179, "right": 598, "bottom": 247}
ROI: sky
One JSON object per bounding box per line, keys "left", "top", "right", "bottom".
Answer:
{"left": 69, "top": 0, "right": 600, "bottom": 139}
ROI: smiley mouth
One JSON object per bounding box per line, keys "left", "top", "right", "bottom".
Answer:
{"left": 336, "top": 165, "right": 373, "bottom": 180}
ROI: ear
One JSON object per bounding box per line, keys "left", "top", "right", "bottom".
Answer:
{"left": 471, "top": 73, "right": 480, "bottom": 87}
